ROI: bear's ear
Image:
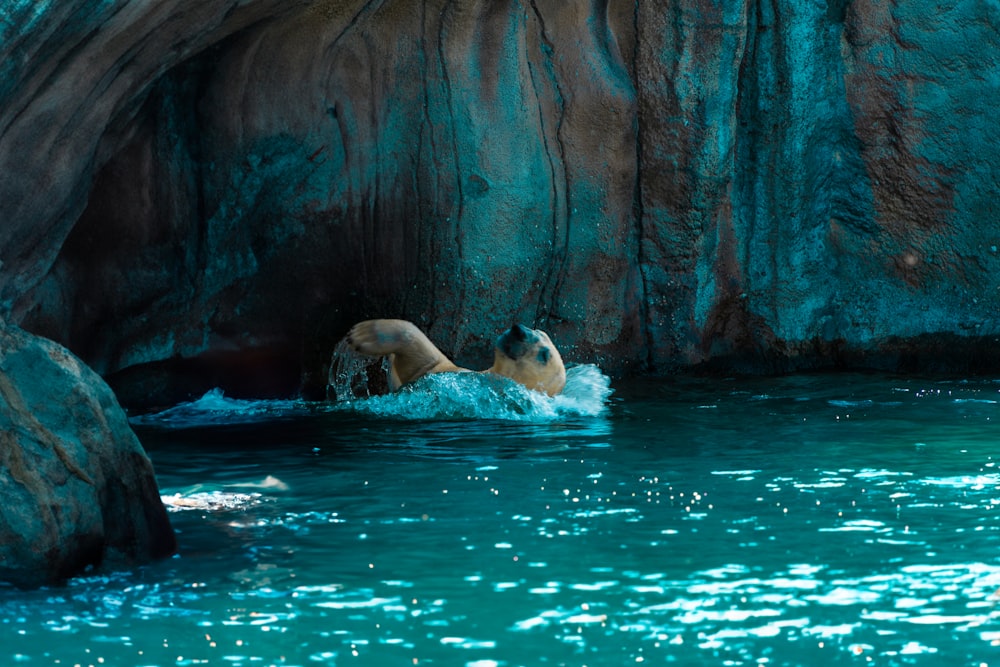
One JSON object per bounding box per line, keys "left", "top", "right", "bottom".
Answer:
{"left": 536, "top": 347, "right": 552, "bottom": 365}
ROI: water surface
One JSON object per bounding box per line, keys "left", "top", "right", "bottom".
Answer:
{"left": 2, "top": 370, "right": 999, "bottom": 666}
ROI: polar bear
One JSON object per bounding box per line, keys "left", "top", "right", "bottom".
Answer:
{"left": 345, "top": 319, "right": 566, "bottom": 396}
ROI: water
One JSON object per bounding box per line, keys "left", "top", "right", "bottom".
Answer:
{"left": 2, "top": 370, "right": 1000, "bottom": 666}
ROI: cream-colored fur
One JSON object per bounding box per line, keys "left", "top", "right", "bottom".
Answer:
{"left": 346, "top": 319, "right": 566, "bottom": 396}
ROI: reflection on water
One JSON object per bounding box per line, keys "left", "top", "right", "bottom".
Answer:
{"left": 2, "top": 373, "right": 999, "bottom": 666}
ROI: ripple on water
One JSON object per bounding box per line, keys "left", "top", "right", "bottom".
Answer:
{"left": 130, "top": 388, "right": 309, "bottom": 427}
{"left": 15, "top": 373, "right": 1000, "bottom": 667}
{"left": 495, "top": 558, "right": 1000, "bottom": 662}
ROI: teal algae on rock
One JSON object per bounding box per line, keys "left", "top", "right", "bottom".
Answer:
{"left": 1, "top": 0, "right": 1000, "bottom": 405}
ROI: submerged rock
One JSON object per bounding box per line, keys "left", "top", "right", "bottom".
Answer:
{"left": 0, "top": 325, "right": 175, "bottom": 587}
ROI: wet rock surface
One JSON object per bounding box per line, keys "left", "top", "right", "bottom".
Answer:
{"left": 0, "top": 324, "right": 175, "bottom": 587}
{"left": 3, "top": 0, "right": 1000, "bottom": 406}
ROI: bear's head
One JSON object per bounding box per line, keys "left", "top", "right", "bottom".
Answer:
{"left": 490, "top": 324, "right": 566, "bottom": 396}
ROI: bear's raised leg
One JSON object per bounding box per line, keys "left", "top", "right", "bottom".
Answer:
{"left": 345, "top": 319, "right": 463, "bottom": 390}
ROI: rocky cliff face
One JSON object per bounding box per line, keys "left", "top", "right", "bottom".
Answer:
{"left": 636, "top": 0, "right": 1000, "bottom": 372}
{"left": 4, "top": 0, "right": 1000, "bottom": 405}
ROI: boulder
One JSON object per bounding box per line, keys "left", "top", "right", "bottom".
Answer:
{"left": 0, "top": 324, "right": 175, "bottom": 587}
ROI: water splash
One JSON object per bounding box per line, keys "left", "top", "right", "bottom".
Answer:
{"left": 133, "top": 357, "right": 612, "bottom": 427}
{"left": 129, "top": 388, "right": 308, "bottom": 427}
{"left": 331, "top": 364, "right": 613, "bottom": 421}
{"left": 161, "top": 476, "right": 288, "bottom": 512}
{"left": 161, "top": 490, "right": 267, "bottom": 512}
{"left": 327, "top": 338, "right": 390, "bottom": 400}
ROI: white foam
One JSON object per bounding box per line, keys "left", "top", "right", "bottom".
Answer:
{"left": 135, "top": 364, "right": 611, "bottom": 427}
{"left": 333, "top": 364, "right": 613, "bottom": 421}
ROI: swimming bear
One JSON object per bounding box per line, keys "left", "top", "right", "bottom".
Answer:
{"left": 345, "top": 319, "right": 566, "bottom": 396}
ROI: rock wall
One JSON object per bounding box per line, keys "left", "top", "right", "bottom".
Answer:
{"left": 3, "top": 0, "right": 1000, "bottom": 404}
{"left": 635, "top": 0, "right": 1000, "bottom": 373}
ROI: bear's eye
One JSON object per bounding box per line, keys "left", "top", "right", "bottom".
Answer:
{"left": 536, "top": 347, "right": 551, "bottom": 365}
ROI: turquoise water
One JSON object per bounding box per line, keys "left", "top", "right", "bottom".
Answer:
{"left": 2, "top": 370, "right": 999, "bottom": 666}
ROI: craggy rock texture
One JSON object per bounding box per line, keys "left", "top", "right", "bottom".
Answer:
{"left": 636, "top": 0, "right": 1000, "bottom": 372}
{"left": 0, "top": 324, "right": 176, "bottom": 587}
{"left": 3, "top": 0, "right": 1000, "bottom": 405}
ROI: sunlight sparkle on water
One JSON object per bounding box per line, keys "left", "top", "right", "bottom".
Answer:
{"left": 4, "top": 373, "right": 999, "bottom": 666}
